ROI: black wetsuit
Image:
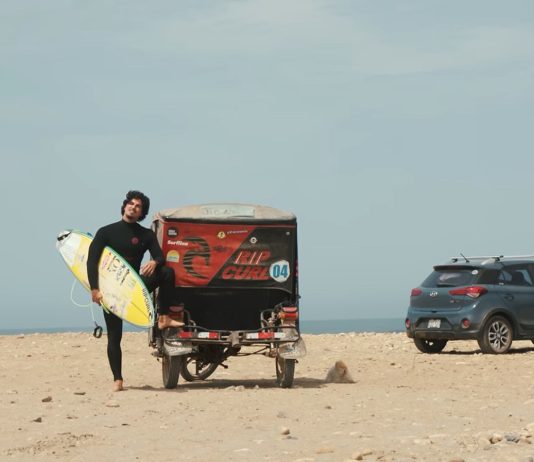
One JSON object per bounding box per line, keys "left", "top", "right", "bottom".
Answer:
{"left": 87, "top": 220, "right": 175, "bottom": 381}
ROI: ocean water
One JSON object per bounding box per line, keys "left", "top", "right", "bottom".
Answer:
{"left": 0, "top": 318, "right": 403, "bottom": 336}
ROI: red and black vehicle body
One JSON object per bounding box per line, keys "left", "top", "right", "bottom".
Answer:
{"left": 149, "top": 203, "right": 305, "bottom": 388}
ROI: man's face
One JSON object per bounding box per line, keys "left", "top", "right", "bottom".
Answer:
{"left": 123, "top": 198, "right": 143, "bottom": 222}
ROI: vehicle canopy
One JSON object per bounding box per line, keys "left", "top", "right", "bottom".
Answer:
{"left": 152, "top": 203, "right": 298, "bottom": 330}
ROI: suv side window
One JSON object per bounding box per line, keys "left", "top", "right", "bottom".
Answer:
{"left": 497, "top": 265, "right": 534, "bottom": 286}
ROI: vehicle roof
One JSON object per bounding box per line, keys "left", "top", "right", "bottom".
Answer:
{"left": 153, "top": 203, "right": 296, "bottom": 223}
{"left": 436, "top": 257, "right": 534, "bottom": 271}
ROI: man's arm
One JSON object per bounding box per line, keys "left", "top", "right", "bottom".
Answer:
{"left": 140, "top": 230, "right": 164, "bottom": 277}
{"left": 87, "top": 228, "right": 106, "bottom": 304}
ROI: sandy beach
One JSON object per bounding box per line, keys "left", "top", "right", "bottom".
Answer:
{"left": 2, "top": 332, "right": 534, "bottom": 462}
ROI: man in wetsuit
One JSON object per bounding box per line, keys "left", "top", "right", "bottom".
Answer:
{"left": 87, "top": 190, "right": 183, "bottom": 392}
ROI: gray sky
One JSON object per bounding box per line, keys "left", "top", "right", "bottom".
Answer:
{"left": 2, "top": 0, "right": 534, "bottom": 329}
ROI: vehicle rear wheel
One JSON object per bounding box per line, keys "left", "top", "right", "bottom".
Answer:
{"left": 162, "top": 354, "right": 183, "bottom": 389}
{"left": 413, "top": 338, "right": 448, "bottom": 353}
{"left": 275, "top": 356, "right": 295, "bottom": 388}
{"left": 477, "top": 316, "right": 513, "bottom": 354}
{"left": 180, "top": 358, "right": 219, "bottom": 382}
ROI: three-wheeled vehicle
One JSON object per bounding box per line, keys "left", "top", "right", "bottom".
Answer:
{"left": 148, "top": 203, "right": 306, "bottom": 388}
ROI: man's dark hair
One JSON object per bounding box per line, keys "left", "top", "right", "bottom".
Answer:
{"left": 121, "top": 190, "right": 150, "bottom": 221}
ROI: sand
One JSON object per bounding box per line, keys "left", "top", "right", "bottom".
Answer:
{"left": 2, "top": 332, "right": 534, "bottom": 462}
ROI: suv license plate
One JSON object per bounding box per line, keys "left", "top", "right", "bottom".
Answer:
{"left": 428, "top": 319, "right": 441, "bottom": 328}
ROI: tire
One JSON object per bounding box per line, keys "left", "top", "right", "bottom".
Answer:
{"left": 275, "top": 356, "right": 295, "bottom": 388}
{"left": 180, "top": 358, "right": 219, "bottom": 382}
{"left": 477, "top": 316, "right": 513, "bottom": 354}
{"left": 162, "top": 354, "right": 183, "bottom": 389}
{"left": 413, "top": 338, "right": 448, "bottom": 354}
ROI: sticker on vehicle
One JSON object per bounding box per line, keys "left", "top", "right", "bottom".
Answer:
{"left": 269, "top": 260, "right": 290, "bottom": 282}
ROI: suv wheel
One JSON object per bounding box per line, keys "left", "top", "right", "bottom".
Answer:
{"left": 414, "top": 338, "right": 448, "bottom": 353}
{"left": 477, "top": 316, "right": 513, "bottom": 354}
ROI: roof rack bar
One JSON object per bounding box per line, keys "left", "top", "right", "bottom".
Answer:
{"left": 450, "top": 255, "right": 534, "bottom": 262}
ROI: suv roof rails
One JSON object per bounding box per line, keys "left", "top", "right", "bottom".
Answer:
{"left": 450, "top": 255, "right": 534, "bottom": 263}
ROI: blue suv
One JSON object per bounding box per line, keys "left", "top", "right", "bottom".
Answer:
{"left": 405, "top": 255, "right": 534, "bottom": 354}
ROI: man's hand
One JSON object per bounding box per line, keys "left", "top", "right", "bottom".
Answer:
{"left": 140, "top": 260, "right": 158, "bottom": 277}
{"left": 91, "top": 289, "right": 103, "bottom": 305}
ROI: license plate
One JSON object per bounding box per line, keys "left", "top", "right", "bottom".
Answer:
{"left": 428, "top": 319, "right": 441, "bottom": 328}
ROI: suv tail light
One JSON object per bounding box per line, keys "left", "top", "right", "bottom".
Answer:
{"left": 411, "top": 288, "right": 422, "bottom": 297}
{"left": 448, "top": 286, "right": 488, "bottom": 299}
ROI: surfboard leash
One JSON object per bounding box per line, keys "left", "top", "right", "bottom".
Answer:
{"left": 70, "top": 280, "right": 103, "bottom": 338}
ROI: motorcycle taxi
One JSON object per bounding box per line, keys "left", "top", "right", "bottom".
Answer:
{"left": 148, "top": 203, "right": 306, "bottom": 388}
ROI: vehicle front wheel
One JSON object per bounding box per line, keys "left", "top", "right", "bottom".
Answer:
{"left": 162, "top": 354, "right": 183, "bottom": 389}
{"left": 413, "top": 338, "right": 448, "bottom": 353}
{"left": 478, "top": 316, "right": 513, "bottom": 354}
{"left": 275, "top": 356, "right": 295, "bottom": 388}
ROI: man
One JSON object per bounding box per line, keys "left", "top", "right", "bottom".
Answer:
{"left": 87, "top": 190, "right": 183, "bottom": 392}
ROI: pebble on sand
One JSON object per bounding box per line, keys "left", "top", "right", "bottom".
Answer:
{"left": 105, "top": 400, "right": 120, "bottom": 408}
{"left": 352, "top": 449, "right": 373, "bottom": 460}
{"left": 315, "top": 447, "right": 335, "bottom": 454}
{"left": 41, "top": 396, "right": 52, "bottom": 402}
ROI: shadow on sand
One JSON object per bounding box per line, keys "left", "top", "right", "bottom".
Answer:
{"left": 438, "top": 345, "right": 534, "bottom": 355}
{"left": 128, "top": 376, "right": 327, "bottom": 392}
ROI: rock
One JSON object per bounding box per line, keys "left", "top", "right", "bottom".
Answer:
{"left": 74, "top": 392, "right": 86, "bottom": 396}
{"left": 41, "top": 396, "right": 52, "bottom": 403}
{"left": 448, "top": 459, "right": 464, "bottom": 462}
{"left": 505, "top": 433, "right": 520, "bottom": 443}
{"left": 325, "top": 360, "right": 355, "bottom": 383}
{"left": 105, "top": 400, "right": 120, "bottom": 408}
{"left": 280, "top": 427, "right": 290, "bottom": 435}
{"left": 352, "top": 449, "right": 373, "bottom": 460}
{"left": 315, "top": 447, "right": 334, "bottom": 454}
{"left": 477, "top": 437, "right": 491, "bottom": 449}
{"left": 490, "top": 433, "right": 503, "bottom": 444}
{"left": 32, "top": 417, "right": 42, "bottom": 423}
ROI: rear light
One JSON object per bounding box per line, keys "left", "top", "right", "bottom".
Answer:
{"left": 279, "top": 306, "right": 299, "bottom": 322}
{"left": 177, "top": 331, "right": 219, "bottom": 340}
{"left": 448, "top": 286, "right": 487, "bottom": 299}
{"left": 197, "top": 332, "right": 219, "bottom": 339}
{"left": 411, "top": 288, "right": 422, "bottom": 297}
{"left": 405, "top": 318, "right": 411, "bottom": 328}
{"left": 246, "top": 332, "right": 285, "bottom": 340}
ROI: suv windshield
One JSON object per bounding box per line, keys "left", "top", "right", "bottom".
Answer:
{"left": 421, "top": 267, "right": 479, "bottom": 288}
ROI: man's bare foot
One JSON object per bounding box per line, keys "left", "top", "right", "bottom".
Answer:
{"left": 158, "top": 315, "right": 185, "bottom": 329}
{"left": 112, "top": 380, "right": 124, "bottom": 392}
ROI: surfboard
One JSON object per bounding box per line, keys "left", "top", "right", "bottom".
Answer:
{"left": 56, "top": 229, "right": 155, "bottom": 328}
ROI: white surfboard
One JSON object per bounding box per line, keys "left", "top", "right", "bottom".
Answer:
{"left": 56, "top": 229, "right": 155, "bottom": 328}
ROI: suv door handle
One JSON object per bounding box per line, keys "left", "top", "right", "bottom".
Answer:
{"left": 504, "top": 294, "right": 514, "bottom": 301}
